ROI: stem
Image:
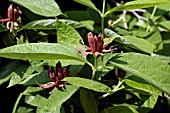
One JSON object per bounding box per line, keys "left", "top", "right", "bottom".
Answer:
{"left": 122, "top": 11, "right": 128, "bottom": 29}
{"left": 101, "top": 0, "right": 106, "bottom": 34}
{"left": 110, "top": 16, "right": 123, "bottom": 27}
{"left": 99, "top": 80, "right": 124, "bottom": 99}
{"left": 86, "top": 61, "right": 95, "bottom": 80}
{"left": 12, "top": 92, "right": 24, "bottom": 113}
{"left": 151, "top": 6, "right": 157, "bottom": 19}
{"left": 92, "top": 56, "right": 98, "bottom": 80}
{"left": 146, "top": 6, "right": 157, "bottom": 32}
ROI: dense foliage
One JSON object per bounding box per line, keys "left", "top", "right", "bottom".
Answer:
{"left": 0, "top": 0, "right": 170, "bottom": 113}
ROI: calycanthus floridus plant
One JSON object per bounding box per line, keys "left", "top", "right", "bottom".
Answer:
{"left": 0, "top": 0, "right": 170, "bottom": 113}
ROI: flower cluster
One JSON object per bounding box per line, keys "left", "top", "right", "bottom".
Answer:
{"left": 80, "top": 32, "right": 116, "bottom": 56}
{"left": 0, "top": 4, "right": 22, "bottom": 31}
{"left": 39, "top": 62, "right": 70, "bottom": 94}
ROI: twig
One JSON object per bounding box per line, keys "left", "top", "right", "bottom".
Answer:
{"left": 122, "top": 11, "right": 128, "bottom": 29}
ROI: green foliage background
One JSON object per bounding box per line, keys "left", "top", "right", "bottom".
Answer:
{"left": 0, "top": 0, "right": 170, "bottom": 113}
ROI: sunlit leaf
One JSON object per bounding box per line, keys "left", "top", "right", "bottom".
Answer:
{"left": 125, "top": 79, "right": 162, "bottom": 95}
{"left": 73, "top": 0, "right": 100, "bottom": 13}
{"left": 101, "top": 105, "right": 138, "bottom": 113}
{"left": 42, "top": 85, "right": 79, "bottom": 111}
{"left": 105, "top": 28, "right": 154, "bottom": 53}
{"left": 159, "top": 21, "right": 170, "bottom": 31}
{"left": 141, "top": 94, "right": 158, "bottom": 109}
{"left": 56, "top": 20, "right": 84, "bottom": 49}
{"left": 109, "top": 52, "right": 170, "bottom": 95}
{"left": 0, "top": 43, "right": 87, "bottom": 63}
{"left": 25, "top": 94, "right": 47, "bottom": 107}
{"left": 17, "top": 107, "right": 34, "bottom": 113}
{"left": 24, "top": 86, "right": 43, "bottom": 94}
{"left": 63, "top": 77, "right": 112, "bottom": 92}
{"left": 20, "top": 19, "right": 84, "bottom": 30}
{"left": 105, "top": 0, "right": 168, "bottom": 16}
{"left": 10, "top": 0, "right": 62, "bottom": 17}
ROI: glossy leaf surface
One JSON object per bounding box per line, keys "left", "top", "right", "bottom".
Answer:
{"left": 10, "top": 0, "right": 62, "bottom": 17}
{"left": 64, "top": 77, "right": 112, "bottom": 92}
{"left": 0, "top": 43, "right": 87, "bottom": 63}
{"left": 105, "top": 0, "right": 168, "bottom": 16}
{"left": 101, "top": 106, "right": 138, "bottom": 113}
{"left": 125, "top": 79, "right": 162, "bottom": 95}
{"left": 42, "top": 85, "right": 79, "bottom": 111}
{"left": 20, "top": 19, "right": 84, "bottom": 30}
{"left": 56, "top": 20, "right": 84, "bottom": 49}
{"left": 109, "top": 52, "right": 170, "bottom": 95}
{"left": 73, "top": 0, "right": 100, "bottom": 13}
{"left": 105, "top": 28, "right": 154, "bottom": 53}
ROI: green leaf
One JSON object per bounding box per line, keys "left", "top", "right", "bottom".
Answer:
{"left": 37, "top": 106, "right": 62, "bottom": 113}
{"left": 10, "top": 0, "right": 62, "bottom": 17}
{"left": 101, "top": 106, "right": 138, "bottom": 113}
{"left": 3, "top": 32, "right": 15, "bottom": 46}
{"left": 80, "top": 20, "right": 95, "bottom": 31}
{"left": 8, "top": 64, "right": 29, "bottom": 87}
{"left": 145, "top": 31, "right": 162, "bottom": 46}
{"left": 17, "top": 107, "right": 34, "bottom": 113}
{"left": 42, "top": 85, "right": 79, "bottom": 111}
{"left": 125, "top": 79, "right": 162, "bottom": 95}
{"left": 63, "top": 77, "right": 112, "bottom": 92}
{"left": 0, "top": 61, "right": 21, "bottom": 85}
{"left": 56, "top": 20, "right": 84, "bottom": 49}
{"left": 19, "top": 71, "right": 50, "bottom": 85}
{"left": 73, "top": 0, "right": 100, "bottom": 13}
{"left": 24, "top": 86, "right": 43, "bottom": 94}
{"left": 29, "top": 60, "right": 44, "bottom": 73}
{"left": 159, "top": 21, "right": 170, "bottom": 31}
{"left": 105, "top": 28, "right": 154, "bottom": 53}
{"left": 141, "top": 94, "right": 158, "bottom": 109}
{"left": 0, "top": 43, "right": 87, "bottom": 63}
{"left": 151, "top": 52, "right": 170, "bottom": 63}
{"left": 65, "top": 11, "right": 90, "bottom": 21}
{"left": 80, "top": 88, "right": 98, "bottom": 113}
{"left": 20, "top": 19, "right": 84, "bottom": 30}
{"left": 109, "top": 52, "right": 170, "bottom": 95}
{"left": 25, "top": 94, "right": 47, "bottom": 107}
{"left": 105, "top": 0, "right": 168, "bottom": 16}
{"left": 157, "top": 1, "right": 170, "bottom": 11}
{"left": 0, "top": 24, "right": 8, "bottom": 32}
{"left": 59, "top": 19, "right": 84, "bottom": 28}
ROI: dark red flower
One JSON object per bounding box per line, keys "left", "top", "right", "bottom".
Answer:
{"left": 0, "top": 4, "right": 22, "bottom": 31}
{"left": 39, "top": 62, "right": 70, "bottom": 94}
{"left": 117, "top": 69, "right": 126, "bottom": 78}
{"left": 80, "top": 32, "right": 116, "bottom": 56}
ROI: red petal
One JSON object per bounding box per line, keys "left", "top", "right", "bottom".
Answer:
{"left": 10, "top": 21, "right": 14, "bottom": 32}
{"left": 39, "top": 82, "right": 55, "bottom": 89}
{"left": 56, "top": 62, "right": 62, "bottom": 75}
{"left": 96, "top": 33, "right": 104, "bottom": 52}
{"left": 8, "top": 5, "right": 13, "bottom": 20}
{"left": 13, "top": 10, "right": 20, "bottom": 21}
{"left": 49, "top": 87, "right": 57, "bottom": 94}
{"left": 63, "top": 65, "right": 70, "bottom": 78}
{"left": 0, "top": 18, "right": 10, "bottom": 23}
{"left": 88, "top": 32, "right": 96, "bottom": 53}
